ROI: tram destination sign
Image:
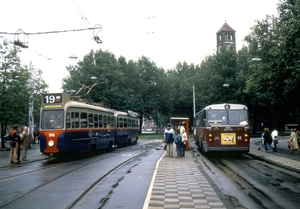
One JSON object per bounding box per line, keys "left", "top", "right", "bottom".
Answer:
{"left": 43, "top": 93, "right": 63, "bottom": 104}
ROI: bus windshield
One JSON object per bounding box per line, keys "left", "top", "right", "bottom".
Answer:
{"left": 208, "top": 110, "right": 248, "bottom": 125}
{"left": 41, "top": 110, "right": 64, "bottom": 129}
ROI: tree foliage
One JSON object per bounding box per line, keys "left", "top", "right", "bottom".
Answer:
{"left": 0, "top": 40, "right": 48, "bottom": 132}
{"left": 22, "top": 0, "right": 299, "bottom": 133}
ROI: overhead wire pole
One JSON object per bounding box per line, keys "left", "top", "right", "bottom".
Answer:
{"left": 193, "top": 85, "right": 196, "bottom": 118}
{"left": 28, "top": 61, "right": 34, "bottom": 144}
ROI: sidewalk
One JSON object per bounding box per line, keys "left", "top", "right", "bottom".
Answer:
{"left": 248, "top": 137, "right": 300, "bottom": 172}
{"left": 0, "top": 143, "right": 45, "bottom": 167}
{"left": 143, "top": 142, "right": 230, "bottom": 209}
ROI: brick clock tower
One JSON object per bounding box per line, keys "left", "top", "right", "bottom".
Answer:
{"left": 216, "top": 22, "right": 236, "bottom": 52}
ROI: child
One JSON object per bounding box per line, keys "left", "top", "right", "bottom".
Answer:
{"left": 174, "top": 128, "right": 182, "bottom": 158}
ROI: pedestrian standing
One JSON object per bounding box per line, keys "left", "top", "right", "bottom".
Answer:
{"left": 263, "top": 127, "right": 273, "bottom": 153}
{"left": 271, "top": 130, "right": 279, "bottom": 152}
{"left": 258, "top": 132, "right": 265, "bottom": 151}
{"left": 9, "top": 124, "right": 21, "bottom": 164}
{"left": 164, "top": 123, "right": 174, "bottom": 157}
{"left": 179, "top": 122, "right": 186, "bottom": 157}
{"left": 21, "top": 126, "right": 30, "bottom": 161}
{"left": 289, "top": 128, "right": 299, "bottom": 154}
{"left": 181, "top": 130, "right": 188, "bottom": 157}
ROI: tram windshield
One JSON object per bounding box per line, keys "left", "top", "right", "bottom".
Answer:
{"left": 208, "top": 110, "right": 248, "bottom": 125}
{"left": 41, "top": 110, "right": 64, "bottom": 129}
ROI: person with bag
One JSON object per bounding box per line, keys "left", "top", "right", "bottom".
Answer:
{"left": 164, "top": 123, "right": 175, "bottom": 157}
{"left": 289, "top": 128, "right": 299, "bottom": 154}
{"left": 174, "top": 128, "right": 182, "bottom": 158}
{"left": 9, "top": 124, "right": 21, "bottom": 164}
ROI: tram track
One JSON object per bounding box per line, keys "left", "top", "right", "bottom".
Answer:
{"left": 67, "top": 145, "right": 157, "bottom": 208}
{"left": 0, "top": 141, "right": 162, "bottom": 208}
{"left": 199, "top": 152, "right": 300, "bottom": 208}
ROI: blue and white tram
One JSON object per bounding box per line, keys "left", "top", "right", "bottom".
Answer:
{"left": 114, "top": 110, "right": 139, "bottom": 146}
{"left": 40, "top": 93, "right": 116, "bottom": 157}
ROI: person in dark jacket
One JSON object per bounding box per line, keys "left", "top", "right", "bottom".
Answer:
{"left": 263, "top": 127, "right": 273, "bottom": 153}
{"left": 9, "top": 124, "right": 21, "bottom": 164}
{"left": 164, "top": 123, "right": 174, "bottom": 157}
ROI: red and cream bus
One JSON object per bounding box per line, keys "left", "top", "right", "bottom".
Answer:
{"left": 193, "top": 103, "right": 250, "bottom": 153}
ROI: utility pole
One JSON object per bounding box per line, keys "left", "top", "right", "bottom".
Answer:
{"left": 28, "top": 61, "right": 34, "bottom": 144}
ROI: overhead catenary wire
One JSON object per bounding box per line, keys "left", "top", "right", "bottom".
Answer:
{"left": 0, "top": 26, "right": 102, "bottom": 36}
{"left": 71, "top": 0, "right": 91, "bottom": 29}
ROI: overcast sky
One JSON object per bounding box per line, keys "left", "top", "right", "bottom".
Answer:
{"left": 1, "top": 0, "right": 279, "bottom": 92}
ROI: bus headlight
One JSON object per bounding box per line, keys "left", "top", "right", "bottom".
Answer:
{"left": 48, "top": 140, "right": 55, "bottom": 147}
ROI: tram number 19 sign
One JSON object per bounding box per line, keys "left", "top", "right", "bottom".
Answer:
{"left": 43, "top": 94, "right": 63, "bottom": 104}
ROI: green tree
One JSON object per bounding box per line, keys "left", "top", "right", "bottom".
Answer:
{"left": 0, "top": 40, "right": 48, "bottom": 148}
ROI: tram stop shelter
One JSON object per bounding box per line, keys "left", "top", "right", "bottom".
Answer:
{"left": 170, "top": 117, "right": 190, "bottom": 151}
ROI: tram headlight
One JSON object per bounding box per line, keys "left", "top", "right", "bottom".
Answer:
{"left": 48, "top": 140, "right": 55, "bottom": 147}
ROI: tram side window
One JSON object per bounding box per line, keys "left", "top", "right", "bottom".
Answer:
{"left": 124, "top": 118, "right": 127, "bottom": 128}
{"left": 119, "top": 118, "right": 123, "bottom": 128}
{"left": 88, "top": 113, "right": 94, "bottom": 128}
{"left": 135, "top": 119, "right": 138, "bottom": 128}
{"left": 128, "top": 119, "right": 132, "bottom": 128}
{"left": 103, "top": 115, "right": 107, "bottom": 128}
{"left": 107, "top": 116, "right": 111, "bottom": 128}
{"left": 94, "top": 114, "right": 99, "bottom": 128}
{"left": 71, "top": 112, "right": 80, "bottom": 128}
{"left": 111, "top": 116, "right": 115, "bottom": 128}
{"left": 81, "top": 112, "right": 88, "bottom": 128}
{"left": 99, "top": 115, "right": 103, "bottom": 128}
{"left": 66, "top": 112, "right": 70, "bottom": 128}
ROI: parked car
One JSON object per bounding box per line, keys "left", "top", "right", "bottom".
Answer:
{"left": 0, "top": 134, "right": 10, "bottom": 143}
{"left": 146, "top": 128, "right": 153, "bottom": 132}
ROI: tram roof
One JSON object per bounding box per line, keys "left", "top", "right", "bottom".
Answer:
{"left": 65, "top": 101, "right": 115, "bottom": 113}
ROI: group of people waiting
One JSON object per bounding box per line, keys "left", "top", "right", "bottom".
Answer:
{"left": 164, "top": 122, "right": 188, "bottom": 158}
{"left": 9, "top": 124, "right": 30, "bottom": 164}
{"left": 258, "top": 127, "right": 300, "bottom": 154}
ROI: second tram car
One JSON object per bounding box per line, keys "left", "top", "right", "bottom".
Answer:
{"left": 39, "top": 93, "right": 139, "bottom": 157}
{"left": 193, "top": 103, "right": 250, "bottom": 153}
{"left": 114, "top": 110, "right": 139, "bottom": 146}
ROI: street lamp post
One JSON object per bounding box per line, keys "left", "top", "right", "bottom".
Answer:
{"left": 251, "top": 57, "right": 261, "bottom": 134}
{"left": 223, "top": 84, "right": 230, "bottom": 103}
